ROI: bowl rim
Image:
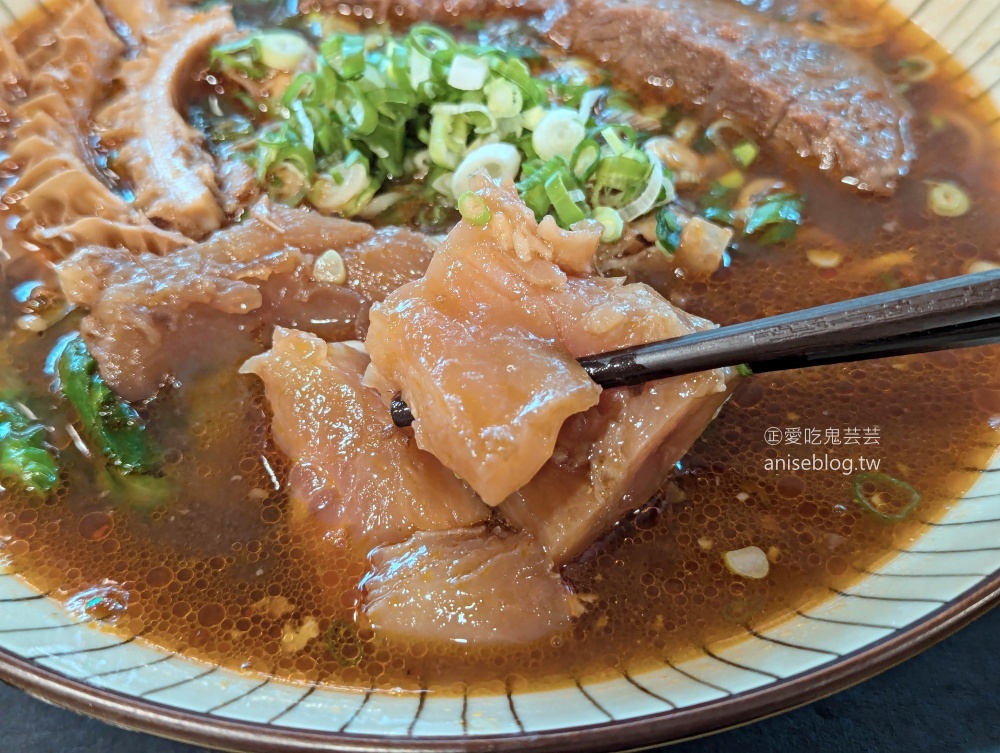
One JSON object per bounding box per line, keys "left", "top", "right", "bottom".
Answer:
{"left": 1, "top": 574, "right": 997, "bottom": 753}
{"left": 3, "top": 0, "right": 1000, "bottom": 748}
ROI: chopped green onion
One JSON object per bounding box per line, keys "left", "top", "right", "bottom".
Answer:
{"left": 321, "top": 34, "right": 367, "bottom": 79}
{"left": 337, "top": 84, "right": 378, "bottom": 135}
{"left": 0, "top": 401, "right": 58, "bottom": 493}
{"left": 743, "top": 192, "right": 803, "bottom": 244}
{"left": 570, "top": 138, "right": 600, "bottom": 181}
{"left": 544, "top": 170, "right": 588, "bottom": 227}
{"left": 600, "top": 124, "right": 636, "bottom": 155}
{"left": 897, "top": 56, "right": 936, "bottom": 83}
{"left": 532, "top": 108, "right": 586, "bottom": 162}
{"left": 447, "top": 53, "right": 489, "bottom": 91}
{"left": 591, "top": 206, "right": 623, "bottom": 243}
{"left": 484, "top": 78, "right": 523, "bottom": 118}
{"left": 655, "top": 206, "right": 683, "bottom": 255}
{"left": 258, "top": 30, "right": 309, "bottom": 71}
{"left": 735, "top": 363, "right": 753, "bottom": 377}
{"left": 731, "top": 140, "right": 759, "bottom": 169}
{"left": 717, "top": 169, "right": 745, "bottom": 190}
{"left": 451, "top": 142, "right": 521, "bottom": 197}
{"left": 210, "top": 36, "right": 266, "bottom": 80}
{"left": 521, "top": 105, "right": 546, "bottom": 130}
{"left": 326, "top": 619, "right": 364, "bottom": 667}
{"left": 408, "top": 49, "right": 433, "bottom": 88}
{"left": 491, "top": 58, "right": 547, "bottom": 109}
{"left": 407, "top": 23, "right": 457, "bottom": 61}
{"left": 852, "top": 473, "right": 921, "bottom": 522}
{"left": 927, "top": 180, "right": 970, "bottom": 218}
{"left": 617, "top": 158, "right": 662, "bottom": 221}
{"left": 309, "top": 153, "right": 370, "bottom": 213}
{"left": 458, "top": 190, "right": 491, "bottom": 226}
{"left": 591, "top": 150, "right": 651, "bottom": 208}
{"left": 705, "top": 118, "right": 750, "bottom": 155}
{"left": 516, "top": 156, "right": 570, "bottom": 221}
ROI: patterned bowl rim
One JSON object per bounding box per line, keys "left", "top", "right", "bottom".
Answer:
{"left": 0, "top": 572, "right": 996, "bottom": 752}
{"left": 4, "top": 0, "right": 1000, "bottom": 749}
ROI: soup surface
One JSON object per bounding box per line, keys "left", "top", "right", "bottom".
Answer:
{"left": 1, "top": 0, "right": 999, "bottom": 694}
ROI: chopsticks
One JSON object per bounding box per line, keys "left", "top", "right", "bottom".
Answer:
{"left": 390, "top": 268, "right": 1000, "bottom": 427}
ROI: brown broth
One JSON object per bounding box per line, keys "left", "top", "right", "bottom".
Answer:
{"left": 2, "top": 0, "right": 1000, "bottom": 695}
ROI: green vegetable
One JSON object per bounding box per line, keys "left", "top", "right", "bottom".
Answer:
{"left": 457, "top": 190, "right": 491, "bottom": 226}
{"left": 0, "top": 401, "right": 58, "bottom": 493}
{"left": 852, "top": 472, "right": 921, "bottom": 522}
{"left": 735, "top": 363, "right": 753, "bottom": 377}
{"left": 57, "top": 336, "right": 159, "bottom": 474}
{"left": 743, "top": 192, "right": 803, "bottom": 244}
{"left": 654, "top": 206, "right": 683, "bottom": 255}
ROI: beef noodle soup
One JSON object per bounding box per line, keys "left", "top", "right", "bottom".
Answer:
{"left": 1, "top": 0, "right": 999, "bottom": 693}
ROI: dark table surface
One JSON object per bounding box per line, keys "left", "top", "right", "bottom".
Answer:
{"left": 2, "top": 606, "right": 998, "bottom": 753}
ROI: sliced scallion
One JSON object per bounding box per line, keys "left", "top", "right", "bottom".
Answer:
{"left": 532, "top": 108, "right": 587, "bottom": 162}
{"left": 591, "top": 150, "right": 651, "bottom": 208}
{"left": 617, "top": 158, "right": 663, "bottom": 222}
{"left": 743, "top": 192, "right": 803, "bottom": 244}
{"left": 570, "top": 138, "right": 600, "bottom": 181}
{"left": 600, "top": 124, "right": 636, "bottom": 155}
{"left": 210, "top": 36, "right": 266, "bottom": 80}
{"left": 591, "top": 206, "right": 623, "bottom": 243}
{"left": 852, "top": 473, "right": 921, "bottom": 522}
{"left": 927, "top": 180, "right": 970, "bottom": 218}
{"left": 544, "top": 170, "right": 588, "bottom": 227}
{"left": 458, "top": 190, "right": 491, "bottom": 226}
{"left": 731, "top": 140, "right": 759, "bottom": 169}
{"left": 717, "top": 169, "right": 745, "bottom": 190}
{"left": 258, "top": 30, "right": 310, "bottom": 71}
{"left": 484, "top": 78, "right": 523, "bottom": 118}
{"left": 451, "top": 142, "right": 521, "bottom": 197}
{"left": 447, "top": 53, "right": 489, "bottom": 91}
{"left": 321, "top": 34, "right": 367, "bottom": 79}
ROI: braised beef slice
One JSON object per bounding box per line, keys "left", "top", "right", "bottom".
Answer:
{"left": 547, "top": 0, "right": 914, "bottom": 193}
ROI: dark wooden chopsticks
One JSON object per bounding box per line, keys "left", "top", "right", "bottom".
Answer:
{"left": 390, "top": 268, "right": 1000, "bottom": 427}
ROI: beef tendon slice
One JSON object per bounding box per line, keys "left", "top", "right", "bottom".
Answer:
{"left": 501, "top": 371, "right": 732, "bottom": 565}
{"left": 497, "top": 249, "right": 734, "bottom": 565}
{"left": 361, "top": 526, "right": 582, "bottom": 645}
{"left": 365, "top": 175, "right": 605, "bottom": 506}
{"left": 57, "top": 200, "right": 432, "bottom": 401}
{"left": 241, "top": 328, "right": 488, "bottom": 550}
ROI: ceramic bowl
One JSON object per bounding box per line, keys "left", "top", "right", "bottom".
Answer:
{"left": 2, "top": 1, "right": 1000, "bottom": 750}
